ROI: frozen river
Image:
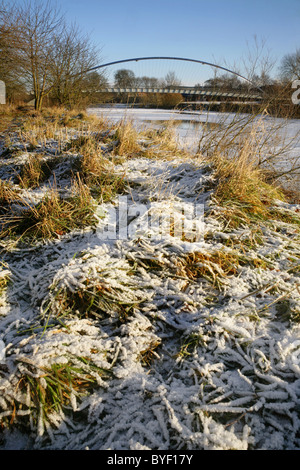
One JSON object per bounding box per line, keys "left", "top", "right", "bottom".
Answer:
{"left": 87, "top": 104, "right": 239, "bottom": 149}
{"left": 88, "top": 104, "right": 300, "bottom": 190}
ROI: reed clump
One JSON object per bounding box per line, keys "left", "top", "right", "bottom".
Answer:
{"left": 140, "top": 121, "right": 187, "bottom": 159}
{"left": 213, "top": 157, "right": 283, "bottom": 225}
{"left": 206, "top": 124, "right": 286, "bottom": 227}
{"left": 112, "top": 119, "right": 143, "bottom": 156}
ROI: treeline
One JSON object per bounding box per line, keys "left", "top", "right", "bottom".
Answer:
{"left": 113, "top": 69, "right": 182, "bottom": 89}
{"left": 200, "top": 68, "right": 300, "bottom": 118}
{"left": 0, "top": 0, "right": 107, "bottom": 110}
{"left": 110, "top": 69, "right": 183, "bottom": 108}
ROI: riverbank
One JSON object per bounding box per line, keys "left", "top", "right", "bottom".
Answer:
{"left": 88, "top": 105, "right": 300, "bottom": 197}
{"left": 0, "top": 107, "right": 299, "bottom": 450}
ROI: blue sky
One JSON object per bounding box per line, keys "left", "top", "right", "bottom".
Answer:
{"left": 14, "top": 0, "right": 300, "bottom": 84}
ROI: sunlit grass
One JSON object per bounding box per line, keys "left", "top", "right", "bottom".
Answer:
{"left": 175, "top": 249, "right": 270, "bottom": 289}
{"left": 0, "top": 178, "right": 98, "bottom": 241}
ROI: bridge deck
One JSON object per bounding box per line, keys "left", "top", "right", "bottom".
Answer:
{"left": 99, "top": 86, "right": 261, "bottom": 100}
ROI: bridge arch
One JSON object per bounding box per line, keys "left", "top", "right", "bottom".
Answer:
{"left": 85, "top": 56, "right": 263, "bottom": 93}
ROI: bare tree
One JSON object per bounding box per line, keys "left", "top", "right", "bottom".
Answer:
{"left": 0, "top": 0, "right": 104, "bottom": 109}
{"left": 1, "top": 0, "right": 65, "bottom": 110}
{"left": 48, "top": 24, "right": 104, "bottom": 107}
{"left": 214, "top": 36, "right": 276, "bottom": 90}
{"left": 114, "top": 69, "right": 136, "bottom": 88}
{"left": 279, "top": 49, "right": 300, "bottom": 82}
{"left": 136, "top": 76, "right": 159, "bottom": 87}
{"left": 242, "top": 35, "right": 276, "bottom": 88}
{"left": 164, "top": 71, "right": 181, "bottom": 88}
{"left": 0, "top": 1, "right": 25, "bottom": 98}
{"left": 204, "top": 74, "right": 243, "bottom": 90}
{"left": 0, "top": 6, "right": 14, "bottom": 71}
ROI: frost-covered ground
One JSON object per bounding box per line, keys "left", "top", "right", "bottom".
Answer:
{"left": 0, "top": 112, "right": 300, "bottom": 450}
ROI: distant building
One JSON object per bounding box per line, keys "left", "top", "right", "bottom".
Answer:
{"left": 0, "top": 81, "right": 6, "bottom": 104}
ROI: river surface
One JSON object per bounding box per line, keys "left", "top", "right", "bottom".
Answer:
{"left": 88, "top": 105, "right": 230, "bottom": 149}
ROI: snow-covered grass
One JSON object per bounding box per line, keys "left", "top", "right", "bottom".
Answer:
{"left": 0, "top": 107, "right": 299, "bottom": 450}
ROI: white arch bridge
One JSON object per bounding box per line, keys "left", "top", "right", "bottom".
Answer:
{"left": 85, "top": 56, "right": 264, "bottom": 101}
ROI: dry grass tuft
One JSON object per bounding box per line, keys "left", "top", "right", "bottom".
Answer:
{"left": 16, "top": 107, "right": 103, "bottom": 151}
{"left": 175, "top": 249, "right": 269, "bottom": 288}
{"left": 47, "top": 277, "right": 145, "bottom": 324}
{"left": 0, "top": 180, "right": 20, "bottom": 204}
{"left": 68, "top": 134, "right": 127, "bottom": 201}
{"left": 112, "top": 119, "right": 143, "bottom": 157}
{"left": 17, "top": 155, "right": 61, "bottom": 189}
{"left": 0, "top": 177, "right": 98, "bottom": 241}
{"left": 137, "top": 341, "right": 161, "bottom": 366}
{"left": 207, "top": 134, "right": 286, "bottom": 228}
{"left": 109, "top": 119, "right": 186, "bottom": 160}
{"left": 200, "top": 111, "right": 300, "bottom": 228}
{"left": 141, "top": 121, "right": 186, "bottom": 159}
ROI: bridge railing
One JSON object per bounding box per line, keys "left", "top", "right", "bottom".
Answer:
{"left": 98, "top": 86, "right": 262, "bottom": 100}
